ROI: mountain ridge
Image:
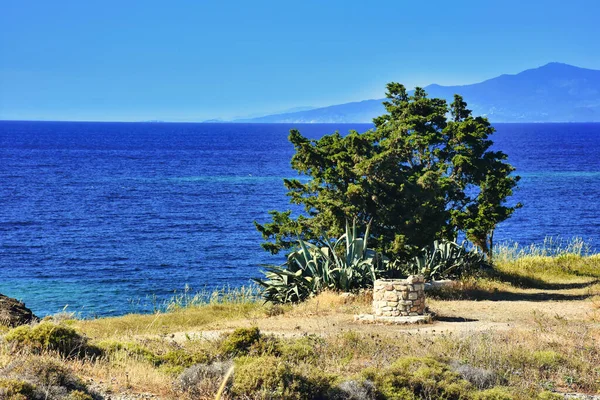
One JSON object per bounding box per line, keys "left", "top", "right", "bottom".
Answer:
{"left": 235, "top": 63, "right": 600, "bottom": 123}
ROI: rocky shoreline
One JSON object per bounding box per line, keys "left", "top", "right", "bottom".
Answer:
{"left": 0, "top": 293, "right": 39, "bottom": 327}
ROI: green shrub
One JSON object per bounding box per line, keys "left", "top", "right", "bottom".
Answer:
{"left": 66, "top": 390, "right": 94, "bottom": 400}
{"left": 4, "top": 322, "right": 94, "bottom": 357}
{"left": 218, "top": 327, "right": 261, "bottom": 356}
{"left": 0, "top": 378, "right": 36, "bottom": 399}
{"left": 279, "top": 336, "right": 322, "bottom": 363}
{"left": 536, "top": 391, "right": 564, "bottom": 400}
{"left": 248, "top": 335, "right": 281, "bottom": 357}
{"left": 472, "top": 387, "right": 514, "bottom": 400}
{"left": 363, "top": 357, "right": 473, "bottom": 400}
{"left": 531, "top": 350, "right": 562, "bottom": 369}
{"left": 159, "top": 349, "right": 209, "bottom": 368}
{"left": 232, "top": 356, "right": 333, "bottom": 399}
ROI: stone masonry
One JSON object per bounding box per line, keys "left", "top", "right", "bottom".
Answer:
{"left": 354, "top": 275, "right": 430, "bottom": 324}
{"left": 373, "top": 275, "right": 426, "bottom": 317}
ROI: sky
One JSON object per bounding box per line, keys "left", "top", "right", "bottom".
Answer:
{"left": 1, "top": 0, "right": 600, "bottom": 122}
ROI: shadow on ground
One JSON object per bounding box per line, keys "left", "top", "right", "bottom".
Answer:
{"left": 434, "top": 316, "right": 479, "bottom": 323}
{"left": 430, "top": 288, "right": 593, "bottom": 302}
{"left": 488, "top": 270, "right": 599, "bottom": 291}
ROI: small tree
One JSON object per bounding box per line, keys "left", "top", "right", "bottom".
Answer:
{"left": 255, "top": 83, "right": 520, "bottom": 260}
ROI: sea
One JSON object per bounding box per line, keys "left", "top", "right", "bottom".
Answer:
{"left": 1, "top": 121, "right": 599, "bottom": 317}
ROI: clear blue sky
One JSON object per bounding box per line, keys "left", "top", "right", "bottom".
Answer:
{"left": 2, "top": 0, "right": 600, "bottom": 121}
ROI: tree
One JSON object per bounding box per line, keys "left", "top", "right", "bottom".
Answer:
{"left": 255, "top": 83, "right": 520, "bottom": 260}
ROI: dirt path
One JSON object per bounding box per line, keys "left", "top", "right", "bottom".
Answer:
{"left": 160, "top": 285, "right": 599, "bottom": 343}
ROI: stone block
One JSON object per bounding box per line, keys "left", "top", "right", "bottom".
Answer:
{"left": 384, "top": 292, "right": 398, "bottom": 301}
{"left": 407, "top": 275, "right": 424, "bottom": 284}
{"left": 408, "top": 292, "right": 418, "bottom": 300}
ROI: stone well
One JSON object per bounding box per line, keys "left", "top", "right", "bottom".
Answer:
{"left": 355, "top": 275, "right": 430, "bottom": 324}
{"left": 373, "top": 275, "right": 426, "bottom": 316}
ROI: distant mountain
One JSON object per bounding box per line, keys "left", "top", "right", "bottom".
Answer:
{"left": 235, "top": 99, "right": 384, "bottom": 123}
{"left": 240, "top": 63, "right": 600, "bottom": 123}
{"left": 230, "top": 106, "right": 317, "bottom": 122}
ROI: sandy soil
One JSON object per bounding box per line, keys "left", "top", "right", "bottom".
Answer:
{"left": 159, "top": 281, "right": 600, "bottom": 343}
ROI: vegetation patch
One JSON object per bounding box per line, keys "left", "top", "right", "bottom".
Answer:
{"left": 97, "top": 339, "right": 210, "bottom": 374}
{"left": 362, "top": 356, "right": 473, "bottom": 399}
{"left": 218, "top": 327, "right": 262, "bottom": 357}
{"left": 0, "top": 357, "right": 96, "bottom": 400}
{"left": 232, "top": 355, "right": 334, "bottom": 400}
{"left": 0, "top": 377, "right": 37, "bottom": 400}
{"left": 4, "top": 322, "right": 99, "bottom": 358}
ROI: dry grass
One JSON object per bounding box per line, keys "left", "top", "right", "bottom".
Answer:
{"left": 2, "top": 249, "right": 600, "bottom": 399}
{"left": 74, "top": 302, "right": 262, "bottom": 340}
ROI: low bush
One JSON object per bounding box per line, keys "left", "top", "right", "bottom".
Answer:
{"left": 232, "top": 355, "right": 334, "bottom": 399}
{"left": 4, "top": 322, "right": 98, "bottom": 358}
{"left": 472, "top": 387, "right": 514, "bottom": 400}
{"left": 531, "top": 350, "right": 562, "bottom": 370}
{"left": 65, "top": 391, "right": 93, "bottom": 400}
{"left": 160, "top": 349, "right": 210, "bottom": 370}
{"left": 536, "top": 391, "right": 564, "bottom": 400}
{"left": 0, "top": 377, "right": 37, "bottom": 400}
{"left": 279, "top": 336, "right": 322, "bottom": 363}
{"left": 0, "top": 357, "right": 95, "bottom": 400}
{"left": 363, "top": 357, "right": 476, "bottom": 399}
{"left": 218, "top": 327, "right": 262, "bottom": 356}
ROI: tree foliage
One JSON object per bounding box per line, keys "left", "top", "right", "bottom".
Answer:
{"left": 255, "top": 83, "right": 520, "bottom": 259}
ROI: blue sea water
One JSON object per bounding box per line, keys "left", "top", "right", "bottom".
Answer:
{"left": 1, "top": 121, "right": 599, "bottom": 317}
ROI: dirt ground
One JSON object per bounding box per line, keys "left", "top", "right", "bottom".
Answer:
{"left": 160, "top": 279, "right": 600, "bottom": 342}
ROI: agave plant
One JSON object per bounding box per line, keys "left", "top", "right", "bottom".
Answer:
{"left": 254, "top": 220, "right": 385, "bottom": 304}
{"left": 387, "top": 240, "right": 486, "bottom": 281}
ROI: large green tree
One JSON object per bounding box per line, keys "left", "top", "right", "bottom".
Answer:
{"left": 255, "top": 83, "right": 520, "bottom": 259}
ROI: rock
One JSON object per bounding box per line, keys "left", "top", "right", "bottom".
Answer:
{"left": 406, "top": 275, "right": 424, "bottom": 284}
{"left": 0, "top": 294, "right": 39, "bottom": 327}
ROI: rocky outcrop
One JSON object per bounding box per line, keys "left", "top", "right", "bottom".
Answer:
{"left": 0, "top": 294, "right": 39, "bottom": 327}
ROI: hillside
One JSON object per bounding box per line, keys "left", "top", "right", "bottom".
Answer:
{"left": 240, "top": 63, "right": 600, "bottom": 123}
